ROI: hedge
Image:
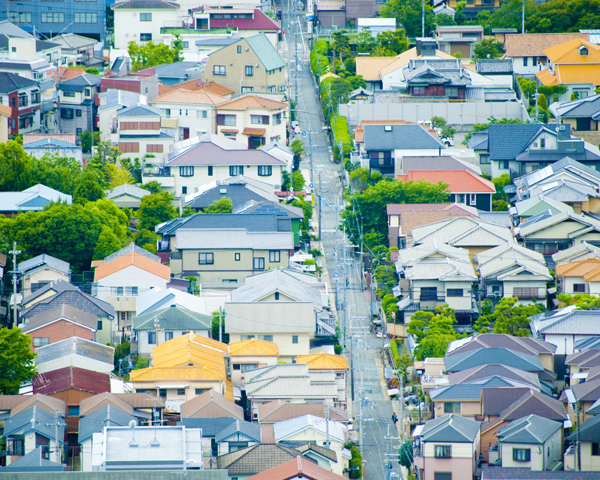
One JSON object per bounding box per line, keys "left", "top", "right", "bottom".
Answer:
{"left": 391, "top": 339, "right": 402, "bottom": 367}
{"left": 332, "top": 115, "right": 352, "bottom": 160}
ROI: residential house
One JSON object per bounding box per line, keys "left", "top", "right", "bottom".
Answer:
{"left": 565, "top": 349, "right": 600, "bottom": 385}
{"left": 296, "top": 353, "right": 349, "bottom": 410}
{"left": 113, "top": 392, "right": 166, "bottom": 420}
{"left": 180, "top": 416, "right": 239, "bottom": 468}
{"left": 23, "top": 136, "right": 82, "bottom": 163}
{"left": 397, "top": 170, "right": 496, "bottom": 211}
{"left": 100, "top": 67, "right": 159, "bottom": 103}
{"left": 553, "top": 242, "right": 600, "bottom": 267}
{"left": 361, "top": 123, "right": 447, "bottom": 175}
{"left": 475, "top": 59, "right": 514, "bottom": 88}
{"left": 2, "top": 446, "right": 65, "bottom": 473}
{"left": 88, "top": 425, "right": 204, "bottom": 471}
{"left": 150, "top": 88, "right": 228, "bottom": 141}
{"left": 133, "top": 305, "right": 212, "bottom": 357}
{"left": 417, "top": 357, "right": 450, "bottom": 395}
{"left": 204, "top": 34, "right": 286, "bottom": 96}
{"left": 0, "top": 102, "right": 9, "bottom": 141}
{"left": 78, "top": 406, "right": 137, "bottom": 472}
{"left": 556, "top": 258, "right": 600, "bottom": 295}
{"left": 180, "top": 389, "right": 244, "bottom": 419}
{"left": 135, "top": 286, "right": 207, "bottom": 316}
{"left": 560, "top": 378, "right": 600, "bottom": 422}
{"left": 397, "top": 155, "right": 482, "bottom": 176}
{"left": 244, "top": 364, "right": 340, "bottom": 416}
{"left": 229, "top": 338, "right": 279, "bottom": 388}
{"left": 434, "top": 5, "right": 457, "bottom": 17}
{"left": 414, "top": 413, "right": 481, "bottom": 480}
{"left": 34, "top": 337, "right": 115, "bottom": 375}
{"left": 434, "top": 25, "right": 484, "bottom": 58}
{"left": 92, "top": 243, "right": 171, "bottom": 335}
{"left": 78, "top": 392, "right": 137, "bottom": 419}
{"left": 511, "top": 196, "right": 574, "bottom": 226}
{"left": 21, "top": 304, "right": 97, "bottom": 351}
{"left": 194, "top": 38, "right": 240, "bottom": 62}
{"left": 386, "top": 203, "right": 479, "bottom": 249}
{"left": 215, "top": 95, "right": 287, "bottom": 148}
{"left": 261, "top": 140, "right": 295, "bottom": 169}
{"left": 19, "top": 284, "right": 115, "bottom": 344}
{"left": 129, "top": 332, "right": 233, "bottom": 411}
{"left": 57, "top": 73, "right": 101, "bottom": 136}
{"left": 17, "top": 254, "right": 70, "bottom": 298}
{"left": 503, "top": 33, "right": 589, "bottom": 76}
{"left": 247, "top": 456, "right": 347, "bottom": 480}
{"left": 530, "top": 306, "right": 600, "bottom": 355}
{"left": 0, "top": 71, "right": 41, "bottom": 135}
{"left": 564, "top": 414, "right": 600, "bottom": 471}
{"left": 234, "top": 200, "right": 304, "bottom": 247}
{"left": 105, "top": 184, "right": 151, "bottom": 209}
{"left": 50, "top": 33, "right": 102, "bottom": 69}
{"left": 97, "top": 89, "right": 147, "bottom": 143}
{"left": 158, "top": 78, "right": 234, "bottom": 97}
{"left": 551, "top": 94, "right": 600, "bottom": 146}
{"left": 493, "top": 414, "right": 562, "bottom": 471}
{"left": 138, "top": 62, "right": 203, "bottom": 87}
{"left": 213, "top": 419, "right": 261, "bottom": 456}
{"left": 402, "top": 58, "right": 472, "bottom": 100}
{"left": 156, "top": 213, "right": 293, "bottom": 283}
{"left": 448, "top": 365, "right": 542, "bottom": 391}
{"left": 537, "top": 39, "right": 600, "bottom": 102}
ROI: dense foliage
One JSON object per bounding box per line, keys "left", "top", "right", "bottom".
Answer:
{"left": 474, "top": 297, "right": 544, "bottom": 336}
{"left": 407, "top": 306, "right": 464, "bottom": 361}
{"left": 128, "top": 34, "right": 184, "bottom": 72}
{"left": 0, "top": 328, "right": 36, "bottom": 394}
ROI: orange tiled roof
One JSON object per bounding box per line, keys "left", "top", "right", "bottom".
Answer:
{"left": 151, "top": 88, "right": 229, "bottom": 105}
{"left": 247, "top": 456, "right": 347, "bottom": 480}
{"left": 536, "top": 69, "right": 557, "bottom": 86}
{"left": 129, "top": 365, "right": 227, "bottom": 382}
{"left": 174, "top": 79, "right": 235, "bottom": 96}
{"left": 94, "top": 252, "right": 170, "bottom": 281}
{"left": 356, "top": 56, "right": 397, "bottom": 81}
{"left": 0, "top": 104, "right": 10, "bottom": 116}
{"left": 243, "top": 127, "right": 266, "bottom": 135}
{"left": 556, "top": 258, "right": 600, "bottom": 278}
{"left": 217, "top": 95, "right": 287, "bottom": 111}
{"left": 379, "top": 48, "right": 455, "bottom": 76}
{"left": 229, "top": 338, "right": 279, "bottom": 356}
{"left": 543, "top": 38, "right": 600, "bottom": 63}
{"left": 398, "top": 170, "right": 496, "bottom": 193}
{"left": 157, "top": 83, "right": 174, "bottom": 96}
{"left": 296, "top": 352, "right": 349, "bottom": 370}
{"left": 504, "top": 33, "right": 589, "bottom": 58}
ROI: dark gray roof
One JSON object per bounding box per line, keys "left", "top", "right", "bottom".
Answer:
{"left": 4, "top": 406, "right": 65, "bottom": 440}
{"left": 0, "top": 71, "right": 37, "bottom": 93}
{"left": 419, "top": 413, "right": 480, "bottom": 443}
{"left": 496, "top": 414, "right": 561, "bottom": 444}
{"left": 18, "top": 253, "right": 70, "bottom": 275}
{"left": 21, "top": 279, "right": 78, "bottom": 306}
{"left": 112, "top": 0, "right": 179, "bottom": 8}
{"left": 104, "top": 242, "right": 161, "bottom": 263}
{"left": 3, "top": 446, "right": 65, "bottom": 472}
{"left": 20, "top": 288, "right": 115, "bottom": 319}
{"left": 430, "top": 376, "right": 532, "bottom": 401}
{"left": 400, "top": 155, "right": 481, "bottom": 175}
{"left": 476, "top": 59, "right": 513, "bottom": 74}
{"left": 363, "top": 124, "right": 446, "bottom": 151}
{"left": 216, "top": 443, "right": 302, "bottom": 474}
{"left": 78, "top": 405, "right": 137, "bottom": 444}
{"left": 467, "top": 131, "right": 489, "bottom": 150}
{"left": 36, "top": 39, "right": 61, "bottom": 52}
{"left": 156, "top": 213, "right": 290, "bottom": 236}
{"left": 58, "top": 73, "right": 101, "bottom": 92}
{"left": 575, "top": 336, "right": 600, "bottom": 351}
{"left": 215, "top": 418, "right": 261, "bottom": 443}
{"left": 488, "top": 124, "right": 568, "bottom": 161}
{"left": 481, "top": 387, "right": 533, "bottom": 416}
{"left": 152, "top": 61, "right": 202, "bottom": 79}
{"left": 449, "top": 365, "right": 540, "bottom": 388}
{"left": 551, "top": 94, "right": 600, "bottom": 118}
{"left": 235, "top": 200, "right": 304, "bottom": 219}
{"left": 482, "top": 468, "right": 600, "bottom": 479}
{"left": 477, "top": 211, "right": 512, "bottom": 227}
{"left": 21, "top": 304, "right": 98, "bottom": 333}
{"left": 117, "top": 104, "right": 161, "bottom": 117}
{"left": 568, "top": 413, "right": 600, "bottom": 442}
{"left": 133, "top": 305, "right": 211, "bottom": 331}
{"left": 195, "top": 38, "right": 239, "bottom": 47}
{"left": 0, "top": 20, "right": 32, "bottom": 38}
{"left": 445, "top": 348, "right": 544, "bottom": 373}
{"left": 180, "top": 417, "right": 237, "bottom": 437}
{"left": 186, "top": 184, "right": 273, "bottom": 210}
{"left": 515, "top": 150, "right": 600, "bottom": 163}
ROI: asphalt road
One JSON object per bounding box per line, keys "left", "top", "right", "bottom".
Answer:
{"left": 278, "top": 14, "right": 403, "bottom": 479}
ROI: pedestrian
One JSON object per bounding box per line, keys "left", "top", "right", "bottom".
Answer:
{"left": 392, "top": 412, "right": 398, "bottom": 427}
{"left": 345, "top": 274, "right": 349, "bottom": 287}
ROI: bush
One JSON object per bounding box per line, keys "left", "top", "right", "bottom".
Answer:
{"left": 347, "top": 445, "right": 363, "bottom": 479}
{"left": 334, "top": 344, "right": 343, "bottom": 355}
{"left": 390, "top": 339, "right": 402, "bottom": 367}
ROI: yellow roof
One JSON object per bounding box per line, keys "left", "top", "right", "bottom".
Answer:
{"left": 224, "top": 380, "right": 234, "bottom": 401}
{"left": 229, "top": 338, "right": 279, "bottom": 356}
{"left": 356, "top": 56, "right": 398, "bottom": 81}
{"left": 296, "top": 352, "right": 349, "bottom": 370}
{"left": 130, "top": 366, "right": 227, "bottom": 382}
{"left": 319, "top": 72, "right": 339, "bottom": 83}
{"left": 543, "top": 38, "right": 600, "bottom": 64}
{"left": 536, "top": 68, "right": 557, "bottom": 86}
{"left": 556, "top": 258, "right": 600, "bottom": 277}
{"left": 556, "top": 64, "right": 600, "bottom": 86}
{"left": 379, "top": 48, "right": 455, "bottom": 76}
{"left": 154, "top": 332, "right": 228, "bottom": 354}
{"left": 153, "top": 343, "right": 227, "bottom": 373}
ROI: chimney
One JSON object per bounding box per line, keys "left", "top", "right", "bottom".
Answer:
{"left": 416, "top": 38, "right": 438, "bottom": 57}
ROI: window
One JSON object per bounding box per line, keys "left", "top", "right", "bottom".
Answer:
{"left": 523, "top": 57, "right": 528, "bottom": 66}
{"left": 445, "top": 87, "right": 458, "bottom": 98}
{"left": 434, "top": 446, "right": 452, "bottom": 458}
{"left": 217, "top": 114, "right": 236, "bottom": 126}
{"left": 76, "top": 128, "right": 82, "bottom": 136}
{"left": 229, "top": 442, "right": 249, "bottom": 452}
{"left": 182, "top": 186, "right": 187, "bottom": 195}
{"left": 245, "top": 66, "right": 253, "bottom": 76}
{"left": 97, "top": 320, "right": 103, "bottom": 330}
{"left": 420, "top": 287, "right": 438, "bottom": 301}
{"left": 444, "top": 402, "right": 460, "bottom": 413}
{"left": 480, "top": 155, "right": 490, "bottom": 164}
{"left": 413, "top": 86, "right": 426, "bottom": 95}
{"left": 140, "top": 12, "right": 152, "bottom": 21}
{"left": 197, "top": 110, "right": 208, "bottom": 119}
{"left": 84, "top": 87, "right": 91, "bottom": 97}
{"left": 251, "top": 115, "right": 269, "bottom": 125}
{"left": 165, "top": 332, "right": 173, "bottom": 341}
{"left": 269, "top": 250, "right": 280, "bottom": 263}
{"left": 233, "top": 364, "right": 241, "bottom": 370}
{"left": 198, "top": 253, "right": 214, "bottom": 264}
{"left": 177, "top": 388, "right": 186, "bottom": 395}
{"left": 9, "top": 12, "right": 31, "bottom": 23}
{"left": 230, "top": 166, "right": 244, "bottom": 176}
{"left": 241, "top": 364, "right": 258, "bottom": 372}
{"left": 447, "top": 289, "right": 463, "bottom": 297}
{"left": 41, "top": 12, "right": 64, "bottom": 23}
{"left": 241, "top": 335, "right": 255, "bottom": 340}
{"left": 258, "top": 166, "right": 272, "bottom": 176}
{"left": 208, "top": 166, "right": 213, "bottom": 176}
{"left": 279, "top": 85, "right": 286, "bottom": 92}
{"left": 580, "top": 47, "right": 589, "bottom": 56}
{"left": 68, "top": 406, "right": 80, "bottom": 416}
{"left": 514, "top": 287, "right": 540, "bottom": 300}
{"left": 540, "top": 137, "right": 546, "bottom": 148}
{"left": 592, "top": 443, "right": 600, "bottom": 456}
{"left": 213, "top": 65, "right": 226, "bottom": 75}
{"left": 434, "top": 474, "right": 452, "bottom": 480}
{"left": 532, "top": 56, "right": 537, "bottom": 66}
{"left": 235, "top": 253, "right": 240, "bottom": 261}
{"left": 76, "top": 109, "right": 82, "bottom": 117}
{"left": 61, "top": 108, "right": 74, "bottom": 119}
{"left": 180, "top": 166, "right": 194, "bottom": 177}
{"left": 499, "top": 160, "right": 509, "bottom": 170}
{"left": 513, "top": 448, "right": 531, "bottom": 462}
{"left": 275, "top": 292, "right": 280, "bottom": 300}
{"left": 456, "top": 193, "right": 466, "bottom": 204}
{"left": 159, "top": 388, "right": 167, "bottom": 397}
{"left": 74, "top": 13, "right": 98, "bottom": 23}
{"left": 259, "top": 335, "right": 273, "bottom": 341}
{"left": 195, "top": 388, "right": 209, "bottom": 395}
{"left": 574, "top": 284, "right": 586, "bottom": 293}
{"left": 273, "top": 113, "right": 282, "bottom": 125}
{"left": 292, "top": 335, "right": 299, "bottom": 344}
{"left": 241, "top": 86, "right": 254, "bottom": 93}
{"left": 253, "top": 257, "right": 265, "bottom": 270}
{"left": 469, "top": 194, "right": 476, "bottom": 205}
{"left": 19, "top": 117, "right": 28, "bottom": 129}
{"left": 33, "top": 337, "right": 50, "bottom": 347}
{"left": 148, "top": 331, "right": 156, "bottom": 344}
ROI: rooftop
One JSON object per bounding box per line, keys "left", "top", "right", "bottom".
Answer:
{"left": 418, "top": 413, "right": 480, "bottom": 443}
{"left": 229, "top": 338, "right": 279, "bottom": 356}
{"left": 296, "top": 352, "right": 349, "bottom": 370}
{"left": 217, "top": 95, "right": 287, "bottom": 111}
{"left": 504, "top": 32, "right": 589, "bottom": 57}
{"left": 246, "top": 455, "right": 346, "bottom": 480}
{"left": 151, "top": 88, "right": 229, "bottom": 106}
{"left": 133, "top": 305, "right": 211, "bottom": 332}
{"left": 398, "top": 169, "right": 496, "bottom": 194}
{"left": 496, "top": 414, "right": 562, "bottom": 444}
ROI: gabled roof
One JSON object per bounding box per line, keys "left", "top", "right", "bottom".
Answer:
{"left": 216, "top": 95, "right": 287, "bottom": 111}
{"left": 79, "top": 392, "right": 135, "bottom": 417}
{"left": 543, "top": 38, "right": 600, "bottom": 63}
{"left": 4, "top": 406, "right": 65, "bottom": 440}
{"left": 21, "top": 304, "right": 98, "bottom": 334}
{"left": 246, "top": 456, "right": 347, "bottom": 480}
{"left": 3, "top": 446, "right": 65, "bottom": 472}
{"left": 448, "top": 365, "right": 540, "bottom": 389}
{"left": 257, "top": 401, "right": 349, "bottom": 423}
{"left": 273, "top": 414, "right": 346, "bottom": 443}
{"left": 531, "top": 307, "right": 600, "bottom": 336}
{"left": 150, "top": 88, "right": 228, "bottom": 106}
{"left": 133, "top": 305, "right": 211, "bottom": 331}
{"left": 57, "top": 73, "right": 101, "bottom": 92}
{"left": 10, "top": 394, "right": 66, "bottom": 416}
{"left": 447, "top": 334, "right": 556, "bottom": 357}
{"left": 504, "top": 32, "right": 589, "bottom": 58}
{"left": 488, "top": 123, "right": 563, "bottom": 161}
{"left": 18, "top": 253, "right": 70, "bottom": 276}
{"left": 481, "top": 387, "right": 534, "bottom": 417}
{"left": 50, "top": 33, "right": 97, "bottom": 49}
{"left": 430, "top": 376, "right": 538, "bottom": 401}
{"left": 517, "top": 210, "right": 600, "bottom": 237}
{"left": 552, "top": 240, "right": 600, "bottom": 264}
{"left": 418, "top": 413, "right": 480, "bottom": 443}
{"left": 78, "top": 405, "right": 137, "bottom": 444}
{"left": 32, "top": 366, "right": 111, "bottom": 396}
{"left": 568, "top": 414, "right": 600, "bottom": 442}
{"left": 94, "top": 251, "right": 170, "bottom": 282}
{"left": 21, "top": 280, "right": 76, "bottom": 307}
{"left": 400, "top": 155, "right": 482, "bottom": 176}
{"left": 396, "top": 241, "right": 471, "bottom": 268}
{"left": 242, "top": 34, "right": 286, "bottom": 71}
{"left": 24, "top": 138, "right": 81, "bottom": 149}
{"left": 161, "top": 79, "right": 234, "bottom": 96}
{"left": 296, "top": 353, "right": 349, "bottom": 370}
{"left": 181, "top": 417, "right": 237, "bottom": 436}
{"left": 586, "top": 395, "right": 600, "bottom": 415}
{"left": 217, "top": 443, "right": 301, "bottom": 474}
{"left": 495, "top": 390, "right": 567, "bottom": 423}
{"left": 229, "top": 338, "right": 279, "bottom": 356}
{"left": 551, "top": 94, "right": 600, "bottom": 119}
{"left": 234, "top": 200, "right": 303, "bottom": 219}
{"left": 411, "top": 216, "right": 513, "bottom": 247}
{"left": 444, "top": 348, "right": 544, "bottom": 373}
{"left": 497, "top": 414, "right": 561, "bottom": 444}
{"left": 114, "top": 393, "right": 165, "bottom": 409}
{"left": 556, "top": 257, "right": 600, "bottom": 282}
{"left": 112, "top": 0, "right": 179, "bottom": 8}
{"left": 105, "top": 184, "right": 151, "bottom": 201}
{"left": 398, "top": 169, "right": 495, "bottom": 193}
{"left": 116, "top": 103, "right": 161, "bottom": 117}
{"left": 0, "top": 71, "right": 37, "bottom": 93}
{"left": 20, "top": 288, "right": 115, "bottom": 319}
{"left": 514, "top": 195, "right": 573, "bottom": 217}
{"left": 180, "top": 388, "right": 244, "bottom": 419}
{"left": 560, "top": 378, "right": 600, "bottom": 403}
{"left": 478, "top": 257, "right": 552, "bottom": 282}
{"left": 215, "top": 418, "right": 261, "bottom": 443}
{"left": 0, "top": 184, "right": 72, "bottom": 213}
{"left": 184, "top": 176, "right": 278, "bottom": 209}
{"left": 402, "top": 257, "right": 477, "bottom": 282}
{"left": 363, "top": 123, "right": 446, "bottom": 151}
{"left": 474, "top": 243, "right": 545, "bottom": 267}
{"left": 135, "top": 286, "right": 207, "bottom": 316}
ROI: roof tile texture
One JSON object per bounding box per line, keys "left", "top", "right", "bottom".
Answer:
{"left": 504, "top": 32, "right": 589, "bottom": 57}
{"left": 397, "top": 169, "right": 496, "bottom": 193}
{"left": 229, "top": 338, "right": 279, "bottom": 356}
{"left": 216, "top": 95, "right": 287, "bottom": 111}
{"left": 94, "top": 252, "right": 170, "bottom": 281}
{"left": 151, "top": 88, "right": 229, "bottom": 105}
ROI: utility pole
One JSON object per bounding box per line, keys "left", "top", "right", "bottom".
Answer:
{"left": 422, "top": 0, "right": 425, "bottom": 38}
{"left": 318, "top": 170, "right": 322, "bottom": 247}
{"left": 522, "top": 0, "right": 525, "bottom": 34}
{"left": 219, "top": 307, "right": 223, "bottom": 343}
{"left": 9, "top": 242, "right": 21, "bottom": 327}
{"left": 325, "top": 405, "right": 330, "bottom": 448}
{"left": 342, "top": 226, "right": 347, "bottom": 345}
{"left": 154, "top": 317, "right": 160, "bottom": 346}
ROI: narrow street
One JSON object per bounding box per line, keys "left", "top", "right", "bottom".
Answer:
{"left": 278, "top": 11, "right": 403, "bottom": 478}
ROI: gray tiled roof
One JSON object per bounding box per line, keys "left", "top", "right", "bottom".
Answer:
{"left": 157, "top": 213, "right": 288, "bottom": 235}
{"left": 430, "top": 376, "right": 535, "bottom": 401}
{"left": 58, "top": 73, "right": 101, "bottom": 91}
{"left": 514, "top": 150, "right": 600, "bottom": 163}
{"left": 21, "top": 280, "right": 78, "bottom": 306}
{"left": 0, "top": 71, "right": 37, "bottom": 93}
{"left": 20, "top": 288, "right": 115, "bottom": 319}
{"left": 18, "top": 254, "right": 70, "bottom": 275}
{"left": 550, "top": 94, "right": 600, "bottom": 118}
{"left": 400, "top": 155, "right": 481, "bottom": 175}
{"left": 180, "top": 417, "right": 237, "bottom": 437}
{"left": 488, "top": 123, "right": 564, "bottom": 161}
{"left": 449, "top": 365, "right": 540, "bottom": 388}
{"left": 195, "top": 38, "right": 239, "bottom": 47}
{"left": 476, "top": 59, "right": 513, "bottom": 74}
{"left": 235, "top": 200, "right": 304, "bottom": 220}
{"left": 78, "top": 405, "right": 137, "bottom": 444}
{"left": 117, "top": 104, "right": 161, "bottom": 117}
{"left": 3, "top": 446, "right": 65, "bottom": 472}
{"left": 530, "top": 308, "right": 600, "bottom": 336}
{"left": 105, "top": 184, "right": 151, "bottom": 201}
{"left": 496, "top": 414, "right": 561, "bottom": 444}
{"left": 481, "top": 387, "right": 533, "bottom": 416}
{"left": 444, "top": 348, "right": 544, "bottom": 373}
{"left": 21, "top": 304, "right": 98, "bottom": 333}
{"left": 186, "top": 184, "right": 276, "bottom": 210}
{"left": 215, "top": 418, "right": 261, "bottom": 443}
{"left": 50, "top": 33, "right": 97, "bottom": 49}
{"left": 133, "top": 305, "right": 211, "bottom": 331}
{"left": 244, "top": 34, "right": 286, "bottom": 71}
{"left": 496, "top": 390, "right": 567, "bottom": 422}
{"left": 104, "top": 242, "right": 161, "bottom": 264}
{"left": 216, "top": 443, "right": 300, "bottom": 473}
{"left": 363, "top": 124, "right": 446, "bottom": 151}
{"left": 419, "top": 413, "right": 480, "bottom": 443}
{"left": 152, "top": 61, "right": 203, "bottom": 79}
{"left": 4, "top": 406, "right": 65, "bottom": 440}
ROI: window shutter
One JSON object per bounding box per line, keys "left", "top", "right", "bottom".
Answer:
{"left": 262, "top": 116, "right": 269, "bottom": 125}
{"left": 217, "top": 115, "right": 224, "bottom": 126}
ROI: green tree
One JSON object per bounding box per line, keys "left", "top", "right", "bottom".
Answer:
{"left": 435, "top": 14, "right": 456, "bottom": 26}
{"left": 431, "top": 117, "right": 447, "bottom": 129}
{"left": 557, "top": 293, "right": 600, "bottom": 310}
{"left": 411, "top": 306, "right": 461, "bottom": 361}
{"left": 473, "top": 38, "right": 504, "bottom": 59}
{"left": 0, "top": 327, "right": 37, "bottom": 394}
{"left": 476, "top": 297, "right": 544, "bottom": 336}
{"left": 73, "top": 168, "right": 105, "bottom": 204}
{"left": 538, "top": 93, "right": 549, "bottom": 112}
{"left": 79, "top": 130, "right": 101, "bottom": 153}
{"left": 138, "top": 193, "right": 178, "bottom": 231}
{"left": 380, "top": 0, "right": 434, "bottom": 38}
{"left": 356, "top": 28, "right": 376, "bottom": 53}
{"left": 94, "top": 225, "right": 123, "bottom": 260}
{"left": 344, "top": 56, "right": 356, "bottom": 75}
{"left": 332, "top": 30, "right": 351, "bottom": 61}
{"left": 0, "top": 140, "right": 33, "bottom": 191}
{"left": 134, "top": 357, "right": 150, "bottom": 369}
{"left": 211, "top": 311, "right": 229, "bottom": 343}
{"left": 291, "top": 170, "right": 306, "bottom": 192}
{"left": 492, "top": 173, "right": 511, "bottom": 211}
{"left": 349, "top": 167, "right": 383, "bottom": 192}
{"left": 140, "top": 180, "right": 164, "bottom": 194}
{"left": 399, "top": 439, "right": 414, "bottom": 469}
{"left": 291, "top": 198, "right": 312, "bottom": 236}
{"left": 463, "top": 117, "right": 525, "bottom": 144}
{"left": 375, "top": 29, "right": 409, "bottom": 56}
{"left": 204, "top": 197, "right": 233, "bottom": 213}
{"left": 171, "top": 33, "right": 184, "bottom": 63}
{"left": 135, "top": 228, "right": 160, "bottom": 253}
{"left": 128, "top": 40, "right": 184, "bottom": 72}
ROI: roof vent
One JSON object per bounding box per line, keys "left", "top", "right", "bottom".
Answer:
{"left": 384, "top": 125, "right": 392, "bottom": 132}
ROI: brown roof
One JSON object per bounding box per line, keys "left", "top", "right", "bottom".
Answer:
{"left": 0, "top": 395, "right": 32, "bottom": 412}
{"left": 398, "top": 170, "right": 496, "bottom": 193}
{"left": 53, "top": 66, "right": 86, "bottom": 84}
{"left": 243, "top": 127, "right": 267, "bottom": 135}
{"left": 0, "top": 104, "right": 11, "bottom": 116}
{"left": 21, "top": 304, "right": 98, "bottom": 334}
{"left": 356, "top": 56, "right": 397, "bottom": 81}
{"left": 32, "top": 366, "right": 111, "bottom": 396}
{"left": 504, "top": 32, "right": 589, "bottom": 58}
{"left": 217, "top": 95, "right": 287, "bottom": 111}
{"left": 386, "top": 203, "right": 479, "bottom": 233}
{"left": 180, "top": 389, "right": 244, "bottom": 419}
{"left": 247, "top": 456, "right": 346, "bottom": 480}
{"left": 10, "top": 394, "right": 67, "bottom": 416}
{"left": 257, "top": 401, "right": 349, "bottom": 423}
{"left": 94, "top": 252, "right": 170, "bottom": 281}
{"left": 114, "top": 393, "right": 165, "bottom": 409}
{"left": 496, "top": 389, "right": 567, "bottom": 423}
{"left": 157, "top": 83, "right": 175, "bottom": 96}
{"left": 220, "top": 129, "right": 239, "bottom": 133}
{"left": 23, "top": 133, "right": 77, "bottom": 145}
{"left": 481, "top": 387, "right": 533, "bottom": 416}
{"left": 151, "top": 88, "right": 229, "bottom": 106}
{"left": 173, "top": 79, "right": 234, "bottom": 96}
{"left": 79, "top": 392, "right": 135, "bottom": 417}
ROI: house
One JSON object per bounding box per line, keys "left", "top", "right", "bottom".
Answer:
{"left": 113, "top": 392, "right": 166, "bottom": 420}
{"left": 2, "top": 446, "right": 65, "bottom": 472}
{"left": 92, "top": 243, "right": 171, "bottom": 335}
{"left": 361, "top": 123, "right": 446, "bottom": 175}
{"left": 135, "top": 286, "right": 207, "bottom": 316}
{"left": 204, "top": 34, "right": 286, "bottom": 96}
{"left": 100, "top": 67, "right": 159, "bottom": 103}
{"left": 537, "top": 39, "right": 600, "bottom": 102}
{"left": 397, "top": 170, "right": 496, "bottom": 211}
{"left": 444, "top": 348, "right": 548, "bottom": 379}
{"left": 97, "top": 89, "right": 147, "bottom": 142}
{"left": 159, "top": 78, "right": 235, "bottom": 98}
{"left": 414, "top": 413, "right": 481, "bottom": 480}
{"left": 180, "top": 416, "right": 238, "bottom": 468}
{"left": 57, "top": 73, "right": 101, "bottom": 136}
{"left": 564, "top": 414, "right": 600, "bottom": 471}
{"left": 229, "top": 338, "right": 279, "bottom": 388}
{"left": 448, "top": 365, "right": 542, "bottom": 391}
{"left": 214, "top": 418, "right": 261, "bottom": 456}
{"left": 260, "top": 141, "right": 295, "bottom": 169}
{"left": 397, "top": 155, "right": 482, "bottom": 177}
{"left": 556, "top": 258, "right": 600, "bottom": 295}
{"left": 105, "top": 184, "right": 151, "bottom": 209}
{"left": 156, "top": 213, "right": 293, "bottom": 283}
{"left": 434, "top": 4, "right": 456, "bottom": 17}
{"left": 434, "top": 25, "right": 484, "bottom": 58}
{"left": 150, "top": 88, "right": 228, "bottom": 141}
{"left": 133, "top": 305, "right": 212, "bottom": 357}
{"left": 553, "top": 241, "right": 600, "bottom": 267}
{"left": 511, "top": 196, "right": 574, "bottom": 226}
{"left": 476, "top": 59, "right": 514, "bottom": 87}
{"left": 565, "top": 349, "right": 600, "bottom": 385}
{"left": 88, "top": 425, "right": 204, "bottom": 471}
{"left": 247, "top": 456, "right": 347, "bottom": 480}
{"left": 296, "top": 353, "right": 349, "bottom": 410}
{"left": 180, "top": 389, "right": 244, "bottom": 419}
{"left": 79, "top": 392, "right": 137, "bottom": 418}
{"left": 402, "top": 58, "right": 472, "bottom": 100}
{"left": 503, "top": 32, "right": 589, "bottom": 76}
{"left": 21, "top": 304, "right": 97, "bottom": 351}
{"left": 17, "top": 254, "right": 70, "bottom": 298}
{"left": 34, "top": 337, "right": 115, "bottom": 375}
{"left": 0, "top": 71, "right": 41, "bottom": 135}
{"left": 550, "top": 94, "right": 600, "bottom": 146}
{"left": 493, "top": 414, "right": 562, "bottom": 471}
{"left": 138, "top": 62, "right": 204, "bottom": 87}
{"left": 154, "top": 133, "right": 285, "bottom": 196}
{"left": 50, "top": 33, "right": 102, "bottom": 69}
{"left": 560, "top": 379, "right": 600, "bottom": 423}
{"left": 244, "top": 364, "right": 340, "bottom": 416}
{"left": 19, "top": 284, "right": 115, "bottom": 344}
{"left": 386, "top": 203, "right": 479, "bottom": 249}
{"left": 234, "top": 200, "right": 304, "bottom": 247}
{"left": 215, "top": 95, "right": 287, "bottom": 148}
{"left": 23, "top": 133, "right": 82, "bottom": 162}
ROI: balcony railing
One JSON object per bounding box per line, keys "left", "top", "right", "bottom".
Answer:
{"left": 6, "top": 444, "right": 25, "bottom": 456}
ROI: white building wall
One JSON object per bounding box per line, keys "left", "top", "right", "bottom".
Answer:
{"left": 95, "top": 266, "right": 169, "bottom": 303}
{"left": 113, "top": 9, "right": 179, "bottom": 51}
{"left": 137, "top": 328, "right": 209, "bottom": 357}
{"left": 511, "top": 57, "right": 547, "bottom": 76}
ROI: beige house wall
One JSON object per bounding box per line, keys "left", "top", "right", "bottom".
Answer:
{"left": 230, "top": 355, "right": 278, "bottom": 387}
{"left": 22, "top": 269, "right": 69, "bottom": 298}
{"left": 433, "top": 400, "right": 481, "bottom": 420}
{"left": 564, "top": 441, "right": 600, "bottom": 471}
{"left": 500, "top": 428, "right": 562, "bottom": 471}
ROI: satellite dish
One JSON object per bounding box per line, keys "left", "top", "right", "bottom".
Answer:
{"left": 129, "top": 419, "right": 138, "bottom": 428}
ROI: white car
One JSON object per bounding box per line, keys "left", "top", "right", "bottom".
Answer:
{"left": 442, "top": 137, "right": 454, "bottom": 147}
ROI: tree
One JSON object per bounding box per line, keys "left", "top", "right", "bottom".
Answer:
{"left": 343, "top": 56, "right": 356, "bottom": 75}
{"left": 473, "top": 38, "right": 504, "bottom": 59}
{"left": 135, "top": 228, "right": 160, "bottom": 253}
{"left": 557, "top": 293, "right": 600, "bottom": 310}
{"left": 492, "top": 173, "right": 511, "bottom": 212}
{"left": 411, "top": 306, "right": 462, "bottom": 361}
{"left": 140, "top": 180, "right": 164, "bottom": 194}
{"left": 380, "top": 0, "right": 434, "bottom": 38}
{"left": 475, "top": 297, "right": 544, "bottom": 336}
{"left": 94, "top": 225, "right": 123, "bottom": 260}
{"left": 398, "top": 439, "right": 414, "bottom": 469}
{"left": 332, "top": 30, "right": 351, "bottom": 61}
{"left": 375, "top": 29, "right": 409, "bottom": 56}
{"left": 291, "top": 170, "right": 306, "bottom": 192}
{"left": 463, "top": 117, "right": 525, "bottom": 144}
{"left": 356, "top": 28, "right": 376, "bottom": 53}
{"left": 171, "top": 34, "right": 184, "bottom": 63}
{"left": 204, "top": 197, "right": 233, "bottom": 214}
{"left": 0, "top": 140, "right": 33, "bottom": 191}
{"left": 349, "top": 167, "right": 383, "bottom": 192}
{"left": 0, "top": 327, "right": 37, "bottom": 394}
{"left": 73, "top": 168, "right": 105, "bottom": 204}
{"left": 139, "top": 193, "right": 178, "bottom": 231}
{"left": 211, "top": 311, "right": 229, "bottom": 343}
{"left": 435, "top": 14, "right": 456, "bottom": 26}
{"left": 128, "top": 40, "right": 184, "bottom": 72}
{"left": 79, "top": 130, "right": 101, "bottom": 153}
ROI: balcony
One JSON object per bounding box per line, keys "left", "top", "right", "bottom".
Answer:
{"left": 142, "top": 172, "right": 175, "bottom": 188}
